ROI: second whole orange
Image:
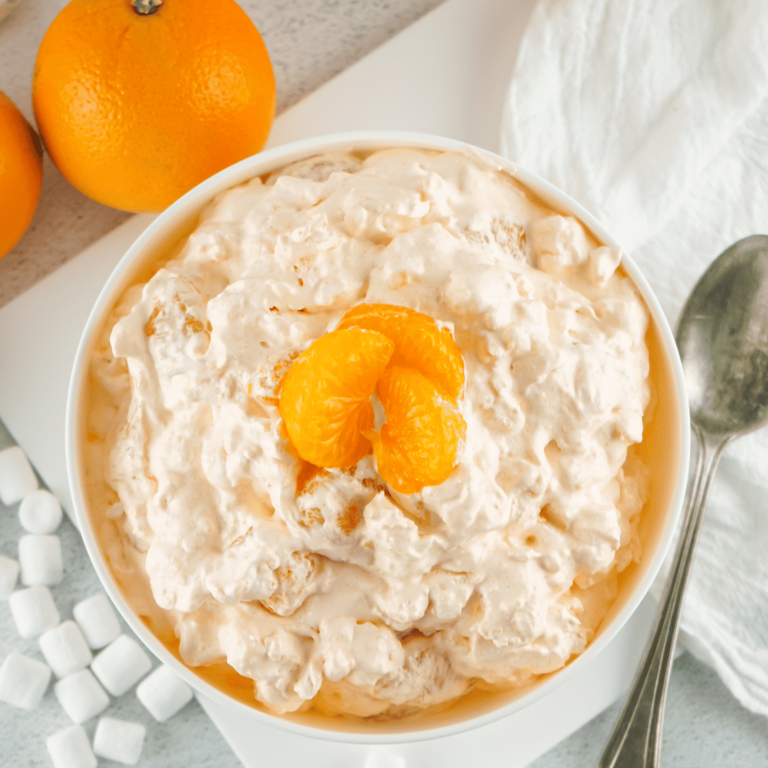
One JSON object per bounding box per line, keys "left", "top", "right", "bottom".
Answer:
{"left": 0, "top": 90, "right": 43, "bottom": 259}
{"left": 32, "top": 0, "right": 276, "bottom": 213}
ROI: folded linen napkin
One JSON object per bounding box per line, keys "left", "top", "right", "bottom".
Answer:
{"left": 501, "top": 0, "right": 768, "bottom": 717}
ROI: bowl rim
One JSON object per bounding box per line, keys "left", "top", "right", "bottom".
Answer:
{"left": 65, "top": 129, "right": 691, "bottom": 745}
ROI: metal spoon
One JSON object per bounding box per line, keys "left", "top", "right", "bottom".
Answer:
{"left": 598, "top": 234, "right": 768, "bottom": 768}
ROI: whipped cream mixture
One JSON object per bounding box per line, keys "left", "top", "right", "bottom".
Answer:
{"left": 87, "top": 147, "right": 650, "bottom": 718}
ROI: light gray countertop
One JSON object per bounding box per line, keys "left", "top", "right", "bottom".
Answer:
{"left": 1, "top": 1, "right": 768, "bottom": 766}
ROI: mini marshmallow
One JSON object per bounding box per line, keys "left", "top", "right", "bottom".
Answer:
{"left": 91, "top": 634, "right": 151, "bottom": 696}
{"left": 93, "top": 716, "right": 146, "bottom": 765}
{"left": 0, "top": 445, "right": 38, "bottom": 505}
{"left": 9, "top": 585, "right": 59, "bottom": 638}
{"left": 40, "top": 620, "right": 93, "bottom": 678}
{"left": 0, "top": 652, "right": 52, "bottom": 710}
{"left": 137, "top": 663, "right": 193, "bottom": 721}
{"left": 54, "top": 668, "right": 109, "bottom": 723}
{"left": 19, "top": 534, "right": 63, "bottom": 586}
{"left": 19, "top": 489, "right": 63, "bottom": 534}
{"left": 47, "top": 724, "right": 97, "bottom": 768}
{"left": 0, "top": 553, "right": 19, "bottom": 599}
{"left": 73, "top": 592, "right": 121, "bottom": 649}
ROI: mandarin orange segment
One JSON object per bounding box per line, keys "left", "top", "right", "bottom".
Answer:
{"left": 279, "top": 328, "right": 394, "bottom": 468}
{"left": 337, "top": 304, "right": 464, "bottom": 400}
{"left": 367, "top": 365, "right": 466, "bottom": 494}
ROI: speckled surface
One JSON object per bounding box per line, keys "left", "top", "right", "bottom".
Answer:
{"left": 2, "top": 1, "right": 768, "bottom": 766}
{"left": 529, "top": 653, "right": 768, "bottom": 768}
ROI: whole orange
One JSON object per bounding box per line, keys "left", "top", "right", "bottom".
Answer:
{"left": 32, "top": 0, "right": 276, "bottom": 213}
{"left": 0, "top": 90, "right": 43, "bottom": 259}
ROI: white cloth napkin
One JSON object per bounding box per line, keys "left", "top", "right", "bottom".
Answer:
{"left": 501, "top": 0, "right": 768, "bottom": 717}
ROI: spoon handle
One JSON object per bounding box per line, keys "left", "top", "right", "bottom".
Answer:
{"left": 597, "top": 429, "right": 729, "bottom": 768}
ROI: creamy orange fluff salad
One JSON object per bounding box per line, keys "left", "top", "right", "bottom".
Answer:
{"left": 86, "top": 147, "right": 650, "bottom": 718}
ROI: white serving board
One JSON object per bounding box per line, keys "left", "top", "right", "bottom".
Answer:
{"left": 0, "top": 0, "right": 658, "bottom": 764}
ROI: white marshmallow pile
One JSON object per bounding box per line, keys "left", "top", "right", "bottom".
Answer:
{"left": 1, "top": 444, "right": 196, "bottom": 764}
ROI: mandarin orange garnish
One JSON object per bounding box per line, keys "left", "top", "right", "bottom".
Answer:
{"left": 278, "top": 328, "right": 394, "bottom": 468}
{"left": 367, "top": 365, "right": 466, "bottom": 494}
{"left": 337, "top": 303, "right": 464, "bottom": 399}
{"left": 279, "top": 304, "right": 467, "bottom": 494}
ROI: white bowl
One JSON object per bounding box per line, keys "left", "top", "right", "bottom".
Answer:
{"left": 66, "top": 131, "right": 690, "bottom": 744}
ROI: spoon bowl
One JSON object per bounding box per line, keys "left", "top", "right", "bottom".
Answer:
{"left": 677, "top": 235, "right": 768, "bottom": 437}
